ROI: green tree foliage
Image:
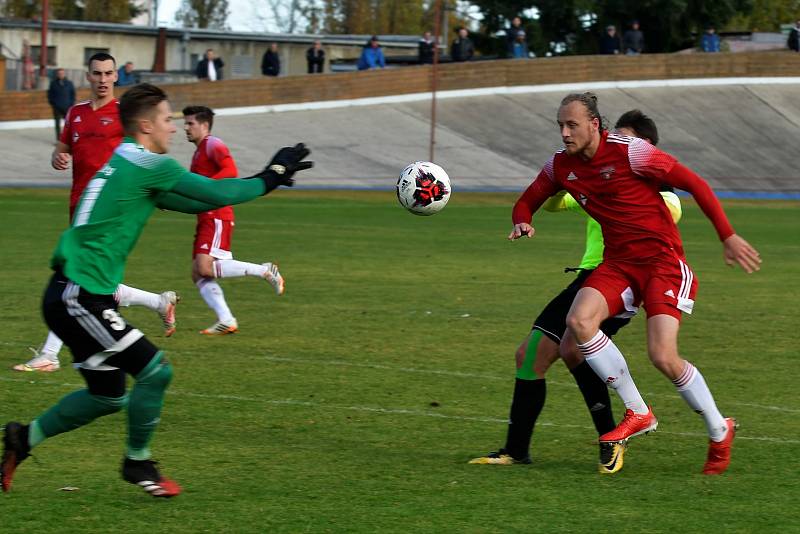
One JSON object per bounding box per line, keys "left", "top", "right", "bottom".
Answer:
{"left": 322, "top": 0, "right": 427, "bottom": 35}
{"left": 726, "top": 0, "right": 800, "bottom": 31}
{"left": 3, "top": 0, "right": 136, "bottom": 21}
{"left": 176, "top": 0, "right": 230, "bottom": 29}
{"left": 469, "top": 0, "right": 754, "bottom": 55}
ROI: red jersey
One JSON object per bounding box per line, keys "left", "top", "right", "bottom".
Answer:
{"left": 513, "top": 131, "right": 734, "bottom": 262}
{"left": 60, "top": 99, "right": 123, "bottom": 217}
{"left": 190, "top": 135, "right": 239, "bottom": 221}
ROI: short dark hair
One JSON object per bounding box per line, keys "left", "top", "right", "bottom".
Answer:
{"left": 560, "top": 92, "right": 605, "bottom": 130}
{"left": 119, "top": 83, "right": 168, "bottom": 134}
{"left": 615, "top": 109, "right": 659, "bottom": 146}
{"left": 87, "top": 52, "right": 116, "bottom": 68}
{"left": 182, "top": 105, "right": 215, "bottom": 131}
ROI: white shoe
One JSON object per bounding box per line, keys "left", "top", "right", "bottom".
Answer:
{"left": 199, "top": 318, "right": 238, "bottom": 336}
{"left": 159, "top": 291, "right": 179, "bottom": 337}
{"left": 13, "top": 347, "right": 60, "bottom": 372}
{"left": 262, "top": 263, "right": 285, "bottom": 296}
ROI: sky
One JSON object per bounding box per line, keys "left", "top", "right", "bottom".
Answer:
{"left": 156, "top": 0, "right": 271, "bottom": 33}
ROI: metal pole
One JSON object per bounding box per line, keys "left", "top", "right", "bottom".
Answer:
{"left": 429, "top": 0, "right": 442, "bottom": 162}
{"left": 39, "top": 0, "right": 49, "bottom": 83}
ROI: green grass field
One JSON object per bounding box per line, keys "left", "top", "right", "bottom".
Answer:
{"left": 0, "top": 189, "right": 798, "bottom": 533}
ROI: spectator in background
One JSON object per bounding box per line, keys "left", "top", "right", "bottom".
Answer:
{"left": 702, "top": 27, "right": 721, "bottom": 52}
{"left": 788, "top": 20, "right": 800, "bottom": 52}
{"left": 196, "top": 49, "right": 224, "bottom": 81}
{"left": 506, "top": 16, "right": 524, "bottom": 57}
{"left": 451, "top": 27, "right": 475, "bottom": 62}
{"left": 306, "top": 40, "right": 325, "bottom": 73}
{"left": 262, "top": 43, "right": 281, "bottom": 77}
{"left": 419, "top": 31, "right": 435, "bottom": 64}
{"left": 116, "top": 61, "right": 136, "bottom": 86}
{"left": 357, "top": 36, "right": 386, "bottom": 70}
{"left": 600, "top": 25, "right": 621, "bottom": 54}
{"left": 511, "top": 30, "right": 530, "bottom": 59}
{"left": 623, "top": 21, "right": 644, "bottom": 55}
{"left": 46, "top": 68, "right": 75, "bottom": 141}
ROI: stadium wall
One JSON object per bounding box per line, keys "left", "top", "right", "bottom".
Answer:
{"left": 2, "top": 51, "right": 800, "bottom": 122}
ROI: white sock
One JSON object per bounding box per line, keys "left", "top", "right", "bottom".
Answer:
{"left": 578, "top": 330, "right": 648, "bottom": 414}
{"left": 114, "top": 284, "right": 162, "bottom": 312}
{"left": 673, "top": 361, "right": 728, "bottom": 441}
{"left": 41, "top": 331, "right": 63, "bottom": 360}
{"left": 214, "top": 259, "right": 268, "bottom": 279}
{"left": 197, "top": 278, "right": 234, "bottom": 323}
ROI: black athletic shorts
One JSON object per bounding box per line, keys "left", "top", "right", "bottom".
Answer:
{"left": 42, "top": 270, "right": 160, "bottom": 397}
{"left": 532, "top": 269, "right": 631, "bottom": 344}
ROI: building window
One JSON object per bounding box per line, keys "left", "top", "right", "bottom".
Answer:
{"left": 84, "top": 48, "right": 111, "bottom": 64}
{"left": 30, "top": 46, "right": 57, "bottom": 66}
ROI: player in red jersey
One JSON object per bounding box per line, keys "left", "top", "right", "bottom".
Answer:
{"left": 510, "top": 93, "right": 761, "bottom": 475}
{"left": 183, "top": 106, "right": 285, "bottom": 335}
{"left": 15, "top": 53, "right": 178, "bottom": 373}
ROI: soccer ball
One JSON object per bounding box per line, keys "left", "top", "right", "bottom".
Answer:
{"left": 396, "top": 161, "right": 452, "bottom": 216}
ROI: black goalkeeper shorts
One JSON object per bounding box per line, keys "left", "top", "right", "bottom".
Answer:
{"left": 532, "top": 268, "right": 631, "bottom": 344}
{"left": 42, "top": 270, "right": 160, "bottom": 397}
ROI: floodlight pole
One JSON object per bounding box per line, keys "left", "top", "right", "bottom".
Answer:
{"left": 429, "top": 0, "right": 443, "bottom": 162}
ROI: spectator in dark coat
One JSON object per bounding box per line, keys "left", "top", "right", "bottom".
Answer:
{"left": 511, "top": 30, "right": 529, "bottom": 58}
{"left": 196, "top": 49, "right": 224, "bottom": 81}
{"left": 262, "top": 43, "right": 281, "bottom": 77}
{"left": 357, "top": 36, "right": 386, "bottom": 70}
{"left": 306, "top": 40, "right": 325, "bottom": 73}
{"left": 116, "top": 61, "right": 137, "bottom": 86}
{"left": 701, "top": 27, "right": 721, "bottom": 52}
{"left": 47, "top": 68, "right": 75, "bottom": 140}
{"left": 622, "top": 21, "right": 644, "bottom": 55}
{"left": 506, "top": 16, "right": 524, "bottom": 57}
{"left": 600, "top": 25, "right": 621, "bottom": 54}
{"left": 788, "top": 20, "right": 800, "bottom": 52}
{"left": 450, "top": 27, "right": 474, "bottom": 62}
{"left": 419, "top": 31, "right": 435, "bottom": 64}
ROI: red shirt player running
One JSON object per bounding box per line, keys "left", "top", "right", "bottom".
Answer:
{"left": 510, "top": 92, "right": 760, "bottom": 475}
{"left": 15, "top": 53, "right": 177, "bottom": 374}
{"left": 183, "top": 106, "right": 285, "bottom": 336}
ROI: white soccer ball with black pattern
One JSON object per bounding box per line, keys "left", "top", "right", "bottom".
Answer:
{"left": 396, "top": 161, "right": 452, "bottom": 216}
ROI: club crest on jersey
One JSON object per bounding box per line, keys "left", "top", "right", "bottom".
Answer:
{"left": 100, "top": 117, "right": 114, "bottom": 126}
{"left": 600, "top": 166, "right": 615, "bottom": 180}
{"left": 73, "top": 132, "right": 79, "bottom": 143}
{"left": 578, "top": 193, "right": 588, "bottom": 205}
{"left": 567, "top": 171, "right": 578, "bottom": 181}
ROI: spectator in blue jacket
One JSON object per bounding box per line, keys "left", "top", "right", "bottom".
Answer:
{"left": 358, "top": 36, "right": 386, "bottom": 70}
{"left": 116, "top": 61, "right": 136, "bottom": 86}
{"left": 47, "top": 68, "right": 75, "bottom": 140}
{"left": 702, "top": 27, "right": 721, "bottom": 52}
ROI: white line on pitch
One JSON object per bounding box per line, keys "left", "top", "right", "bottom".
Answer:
{"left": 1, "top": 375, "right": 797, "bottom": 444}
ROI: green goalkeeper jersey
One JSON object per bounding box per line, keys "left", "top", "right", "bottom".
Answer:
{"left": 52, "top": 138, "right": 266, "bottom": 294}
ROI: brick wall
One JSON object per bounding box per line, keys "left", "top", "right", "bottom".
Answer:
{"left": 3, "top": 51, "right": 799, "bottom": 122}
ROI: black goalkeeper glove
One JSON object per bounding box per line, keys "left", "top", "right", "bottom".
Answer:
{"left": 251, "top": 143, "right": 313, "bottom": 195}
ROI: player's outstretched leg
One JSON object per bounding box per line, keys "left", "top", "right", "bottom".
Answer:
{"left": 115, "top": 284, "right": 180, "bottom": 337}
{"left": 122, "top": 352, "right": 181, "bottom": 497}
{"left": 13, "top": 331, "right": 62, "bottom": 372}
{"left": 213, "top": 259, "right": 285, "bottom": 296}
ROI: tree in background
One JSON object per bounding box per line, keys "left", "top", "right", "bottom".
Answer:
{"left": 2, "top": 0, "right": 139, "bottom": 22}
{"left": 176, "top": 0, "right": 231, "bottom": 29}
{"left": 321, "top": 0, "right": 427, "bottom": 35}
{"left": 726, "top": 0, "right": 800, "bottom": 31}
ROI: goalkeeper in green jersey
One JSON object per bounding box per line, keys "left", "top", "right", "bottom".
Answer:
{"left": 0, "top": 84, "right": 313, "bottom": 497}
{"left": 470, "top": 110, "right": 681, "bottom": 474}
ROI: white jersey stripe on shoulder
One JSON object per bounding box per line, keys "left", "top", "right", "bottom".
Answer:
{"left": 607, "top": 133, "right": 633, "bottom": 144}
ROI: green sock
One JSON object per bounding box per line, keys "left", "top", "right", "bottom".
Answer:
{"left": 516, "top": 330, "right": 544, "bottom": 380}
{"left": 33, "top": 389, "right": 128, "bottom": 444}
{"left": 127, "top": 352, "right": 173, "bottom": 460}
